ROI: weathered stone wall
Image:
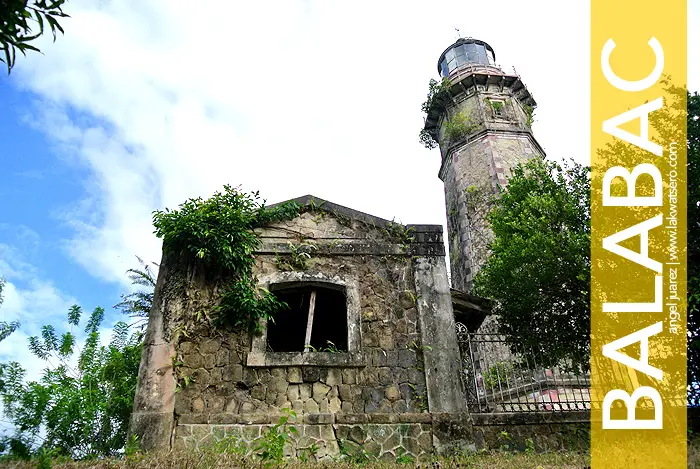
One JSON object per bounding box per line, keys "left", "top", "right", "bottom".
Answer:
{"left": 436, "top": 74, "right": 544, "bottom": 292}
{"left": 171, "top": 211, "right": 430, "bottom": 422}
{"left": 172, "top": 411, "right": 590, "bottom": 461}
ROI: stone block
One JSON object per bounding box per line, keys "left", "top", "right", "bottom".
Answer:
{"left": 378, "top": 368, "right": 393, "bottom": 385}
{"left": 328, "top": 385, "right": 339, "bottom": 399}
{"left": 215, "top": 349, "right": 229, "bottom": 367}
{"left": 313, "top": 382, "right": 331, "bottom": 402}
{"left": 200, "top": 338, "right": 221, "bottom": 354}
{"left": 364, "top": 440, "right": 381, "bottom": 457}
{"left": 379, "top": 334, "right": 394, "bottom": 350}
{"left": 225, "top": 398, "right": 239, "bottom": 413}
{"left": 251, "top": 385, "right": 266, "bottom": 401}
{"left": 392, "top": 400, "right": 409, "bottom": 413}
{"left": 174, "top": 395, "right": 191, "bottom": 415}
{"left": 302, "top": 367, "right": 320, "bottom": 382}
{"left": 329, "top": 397, "right": 342, "bottom": 413}
{"left": 209, "top": 367, "right": 223, "bottom": 385}
{"left": 350, "top": 425, "right": 367, "bottom": 444}
{"left": 304, "top": 399, "right": 319, "bottom": 413}
{"left": 378, "top": 399, "right": 392, "bottom": 412}
{"left": 192, "top": 397, "right": 205, "bottom": 413}
{"left": 341, "top": 369, "right": 357, "bottom": 384}
{"left": 385, "top": 385, "right": 401, "bottom": 402}
{"left": 270, "top": 376, "right": 289, "bottom": 394}
{"left": 287, "top": 384, "right": 300, "bottom": 401}
{"left": 184, "top": 352, "right": 202, "bottom": 369}
{"left": 402, "top": 436, "right": 420, "bottom": 455}
{"left": 398, "top": 350, "right": 417, "bottom": 368}
{"left": 287, "top": 367, "right": 303, "bottom": 383}
{"left": 203, "top": 353, "right": 216, "bottom": 370}
{"left": 338, "top": 384, "right": 352, "bottom": 401}
{"left": 207, "top": 395, "right": 225, "bottom": 412}
{"left": 240, "top": 402, "right": 256, "bottom": 413}
{"left": 324, "top": 369, "right": 342, "bottom": 386}
{"left": 299, "top": 383, "right": 312, "bottom": 401}
{"left": 305, "top": 424, "right": 321, "bottom": 438}
{"left": 271, "top": 367, "right": 286, "bottom": 379}
{"left": 265, "top": 391, "right": 278, "bottom": 405}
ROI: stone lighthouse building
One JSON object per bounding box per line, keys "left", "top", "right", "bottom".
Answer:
{"left": 422, "top": 38, "right": 545, "bottom": 292}
{"left": 129, "top": 38, "right": 589, "bottom": 460}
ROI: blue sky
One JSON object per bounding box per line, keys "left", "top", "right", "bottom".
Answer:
{"left": 0, "top": 0, "right": 698, "bottom": 405}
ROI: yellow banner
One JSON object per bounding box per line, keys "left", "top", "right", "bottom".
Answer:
{"left": 591, "top": 1, "right": 687, "bottom": 468}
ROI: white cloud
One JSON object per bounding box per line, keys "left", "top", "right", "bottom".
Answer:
{"left": 0, "top": 263, "right": 77, "bottom": 387}
{"left": 9, "top": 0, "right": 699, "bottom": 287}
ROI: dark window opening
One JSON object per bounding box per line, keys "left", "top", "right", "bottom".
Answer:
{"left": 267, "top": 285, "right": 348, "bottom": 353}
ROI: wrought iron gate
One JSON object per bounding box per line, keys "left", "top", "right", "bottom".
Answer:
{"left": 455, "top": 322, "right": 592, "bottom": 413}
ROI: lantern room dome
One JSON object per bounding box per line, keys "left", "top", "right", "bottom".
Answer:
{"left": 437, "top": 38, "right": 497, "bottom": 77}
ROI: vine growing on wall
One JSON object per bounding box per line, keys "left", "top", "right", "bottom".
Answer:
{"left": 523, "top": 104, "right": 536, "bottom": 127}
{"left": 419, "top": 77, "right": 451, "bottom": 149}
{"left": 152, "top": 185, "right": 300, "bottom": 332}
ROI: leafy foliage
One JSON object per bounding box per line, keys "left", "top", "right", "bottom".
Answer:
{"left": 152, "top": 185, "right": 299, "bottom": 331}
{"left": 419, "top": 77, "right": 451, "bottom": 149}
{"left": 443, "top": 111, "right": 477, "bottom": 144}
{"left": 420, "top": 77, "right": 451, "bottom": 115}
{"left": 474, "top": 158, "right": 591, "bottom": 370}
{"left": 482, "top": 361, "right": 512, "bottom": 392}
{"left": 253, "top": 409, "right": 298, "bottom": 467}
{"left": 113, "top": 257, "right": 158, "bottom": 328}
{"left": 523, "top": 104, "right": 536, "bottom": 127}
{"left": 686, "top": 91, "right": 700, "bottom": 400}
{"left": 0, "top": 306, "right": 143, "bottom": 460}
{"left": 0, "top": 0, "right": 69, "bottom": 74}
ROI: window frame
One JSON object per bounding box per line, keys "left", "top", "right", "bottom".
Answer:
{"left": 247, "top": 272, "right": 364, "bottom": 367}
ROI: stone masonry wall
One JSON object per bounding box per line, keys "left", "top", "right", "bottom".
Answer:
{"left": 172, "top": 411, "right": 590, "bottom": 461}
{"left": 172, "top": 211, "right": 429, "bottom": 426}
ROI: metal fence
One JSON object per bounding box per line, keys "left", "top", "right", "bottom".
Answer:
{"left": 456, "top": 322, "right": 592, "bottom": 413}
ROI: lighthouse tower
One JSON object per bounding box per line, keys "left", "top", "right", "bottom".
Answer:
{"left": 423, "top": 37, "right": 545, "bottom": 292}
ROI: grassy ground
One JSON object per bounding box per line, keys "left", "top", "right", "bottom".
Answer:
{"left": 5, "top": 436, "right": 700, "bottom": 468}
{"left": 0, "top": 450, "right": 590, "bottom": 469}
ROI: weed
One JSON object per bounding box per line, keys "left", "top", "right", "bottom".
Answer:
{"left": 498, "top": 430, "right": 512, "bottom": 451}
{"left": 253, "top": 408, "right": 298, "bottom": 467}
{"left": 276, "top": 241, "right": 317, "bottom": 271}
{"left": 297, "top": 443, "right": 319, "bottom": 463}
{"left": 338, "top": 439, "right": 374, "bottom": 464}
{"left": 304, "top": 341, "right": 342, "bottom": 353}
{"left": 213, "top": 434, "right": 247, "bottom": 456}
{"left": 525, "top": 437, "right": 535, "bottom": 455}
{"left": 407, "top": 383, "right": 428, "bottom": 412}
{"left": 395, "top": 448, "right": 414, "bottom": 464}
{"left": 483, "top": 361, "right": 512, "bottom": 392}
{"left": 124, "top": 433, "right": 141, "bottom": 457}
{"left": 443, "top": 111, "right": 478, "bottom": 143}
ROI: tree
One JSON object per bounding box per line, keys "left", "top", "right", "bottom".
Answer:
{"left": 0, "top": 259, "right": 157, "bottom": 460}
{"left": 0, "top": 0, "right": 68, "bottom": 74}
{"left": 474, "top": 158, "right": 591, "bottom": 370}
{"left": 0, "top": 278, "right": 20, "bottom": 343}
{"left": 475, "top": 88, "right": 698, "bottom": 380}
{"left": 0, "top": 305, "right": 142, "bottom": 459}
